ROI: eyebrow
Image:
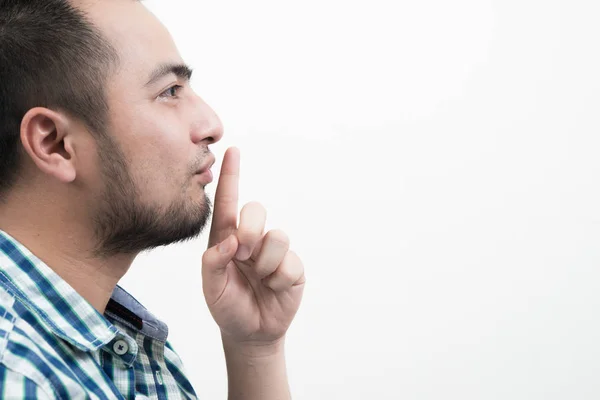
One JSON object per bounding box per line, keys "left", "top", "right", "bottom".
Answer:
{"left": 145, "top": 63, "right": 193, "bottom": 87}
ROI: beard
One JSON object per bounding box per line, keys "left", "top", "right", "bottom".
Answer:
{"left": 90, "top": 134, "right": 212, "bottom": 258}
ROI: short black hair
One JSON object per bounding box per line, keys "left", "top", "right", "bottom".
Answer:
{"left": 0, "top": 0, "right": 119, "bottom": 200}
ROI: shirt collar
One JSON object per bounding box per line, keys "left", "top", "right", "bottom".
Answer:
{"left": 0, "top": 229, "right": 168, "bottom": 352}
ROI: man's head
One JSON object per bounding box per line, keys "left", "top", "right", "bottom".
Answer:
{"left": 0, "top": 0, "right": 223, "bottom": 257}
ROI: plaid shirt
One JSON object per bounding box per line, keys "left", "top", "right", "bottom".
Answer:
{"left": 0, "top": 230, "right": 198, "bottom": 399}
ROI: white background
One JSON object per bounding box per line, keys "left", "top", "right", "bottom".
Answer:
{"left": 120, "top": 0, "right": 600, "bottom": 399}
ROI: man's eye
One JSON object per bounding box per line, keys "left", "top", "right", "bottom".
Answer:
{"left": 160, "top": 85, "right": 183, "bottom": 98}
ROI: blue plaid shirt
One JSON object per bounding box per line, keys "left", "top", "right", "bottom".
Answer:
{"left": 0, "top": 230, "right": 198, "bottom": 399}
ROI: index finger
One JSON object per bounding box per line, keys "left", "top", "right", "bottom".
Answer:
{"left": 209, "top": 147, "right": 240, "bottom": 247}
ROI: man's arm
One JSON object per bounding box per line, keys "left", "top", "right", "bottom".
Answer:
{"left": 201, "top": 148, "right": 305, "bottom": 399}
{"left": 224, "top": 339, "right": 290, "bottom": 400}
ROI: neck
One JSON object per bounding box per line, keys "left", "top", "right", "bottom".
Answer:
{"left": 0, "top": 190, "right": 137, "bottom": 314}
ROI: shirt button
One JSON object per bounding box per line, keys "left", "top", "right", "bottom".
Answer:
{"left": 113, "top": 339, "right": 129, "bottom": 355}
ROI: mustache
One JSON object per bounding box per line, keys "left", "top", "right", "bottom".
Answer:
{"left": 190, "top": 148, "right": 212, "bottom": 174}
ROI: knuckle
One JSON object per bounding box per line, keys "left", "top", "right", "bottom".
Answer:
{"left": 256, "top": 262, "right": 276, "bottom": 279}
{"left": 237, "top": 229, "right": 261, "bottom": 244}
{"left": 286, "top": 249, "right": 299, "bottom": 261}
{"left": 282, "top": 250, "right": 300, "bottom": 267}
{"left": 266, "top": 229, "right": 290, "bottom": 247}
{"left": 258, "top": 267, "right": 275, "bottom": 279}
{"left": 284, "top": 251, "right": 304, "bottom": 280}
{"left": 280, "top": 264, "right": 298, "bottom": 282}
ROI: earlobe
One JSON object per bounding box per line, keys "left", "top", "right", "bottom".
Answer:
{"left": 20, "top": 107, "right": 77, "bottom": 183}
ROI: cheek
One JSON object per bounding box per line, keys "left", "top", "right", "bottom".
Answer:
{"left": 134, "top": 134, "right": 190, "bottom": 197}
{"left": 115, "top": 104, "right": 191, "bottom": 195}
{"left": 137, "top": 110, "right": 185, "bottom": 147}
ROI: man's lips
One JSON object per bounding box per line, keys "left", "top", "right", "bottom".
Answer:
{"left": 195, "top": 155, "right": 216, "bottom": 184}
{"left": 196, "top": 169, "right": 213, "bottom": 184}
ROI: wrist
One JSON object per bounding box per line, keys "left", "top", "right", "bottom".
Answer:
{"left": 222, "top": 335, "right": 291, "bottom": 400}
{"left": 222, "top": 335, "right": 286, "bottom": 359}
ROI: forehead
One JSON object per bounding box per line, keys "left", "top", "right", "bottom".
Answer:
{"left": 79, "top": 0, "right": 184, "bottom": 81}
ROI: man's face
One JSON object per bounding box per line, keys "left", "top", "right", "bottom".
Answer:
{"left": 81, "top": 0, "right": 223, "bottom": 256}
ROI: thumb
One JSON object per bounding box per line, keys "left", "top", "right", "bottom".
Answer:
{"left": 202, "top": 234, "right": 238, "bottom": 289}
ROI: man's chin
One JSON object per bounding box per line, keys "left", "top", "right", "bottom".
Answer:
{"left": 162, "top": 197, "right": 213, "bottom": 244}
{"left": 94, "top": 198, "right": 212, "bottom": 257}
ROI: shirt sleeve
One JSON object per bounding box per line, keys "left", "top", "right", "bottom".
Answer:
{"left": 0, "top": 365, "right": 57, "bottom": 399}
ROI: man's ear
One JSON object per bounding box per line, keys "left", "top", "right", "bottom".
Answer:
{"left": 20, "top": 107, "right": 78, "bottom": 183}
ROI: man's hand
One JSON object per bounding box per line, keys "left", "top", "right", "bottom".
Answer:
{"left": 202, "top": 147, "right": 305, "bottom": 349}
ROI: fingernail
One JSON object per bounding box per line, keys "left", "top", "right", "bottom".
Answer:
{"left": 218, "top": 236, "right": 231, "bottom": 254}
{"left": 235, "top": 245, "right": 250, "bottom": 260}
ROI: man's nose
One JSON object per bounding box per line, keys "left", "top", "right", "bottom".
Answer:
{"left": 190, "top": 97, "right": 224, "bottom": 145}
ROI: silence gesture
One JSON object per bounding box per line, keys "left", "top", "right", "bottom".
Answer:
{"left": 202, "top": 147, "right": 305, "bottom": 347}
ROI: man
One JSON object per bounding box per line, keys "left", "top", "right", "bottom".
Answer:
{"left": 0, "top": 0, "right": 305, "bottom": 398}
